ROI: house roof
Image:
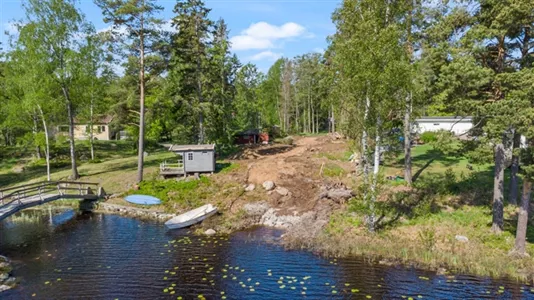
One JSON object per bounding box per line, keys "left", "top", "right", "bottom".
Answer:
{"left": 168, "top": 144, "right": 216, "bottom": 152}
{"left": 74, "top": 115, "right": 114, "bottom": 125}
{"left": 415, "top": 116, "right": 473, "bottom": 122}
{"left": 237, "top": 129, "right": 261, "bottom": 136}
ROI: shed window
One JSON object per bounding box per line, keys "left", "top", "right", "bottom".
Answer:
{"left": 188, "top": 153, "right": 193, "bottom": 161}
{"left": 433, "top": 123, "right": 440, "bottom": 126}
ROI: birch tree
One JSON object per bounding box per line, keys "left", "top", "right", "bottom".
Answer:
{"left": 22, "top": 0, "right": 93, "bottom": 180}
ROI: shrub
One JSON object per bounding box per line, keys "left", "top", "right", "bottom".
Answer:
{"left": 420, "top": 131, "right": 437, "bottom": 144}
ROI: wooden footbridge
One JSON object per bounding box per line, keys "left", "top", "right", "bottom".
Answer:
{"left": 0, "top": 181, "right": 105, "bottom": 221}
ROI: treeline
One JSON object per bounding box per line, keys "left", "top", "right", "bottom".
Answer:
{"left": 0, "top": 0, "right": 332, "bottom": 183}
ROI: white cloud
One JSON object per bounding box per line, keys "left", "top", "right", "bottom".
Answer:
{"left": 230, "top": 22, "right": 308, "bottom": 51}
{"left": 313, "top": 47, "right": 324, "bottom": 54}
{"left": 249, "top": 51, "right": 282, "bottom": 61}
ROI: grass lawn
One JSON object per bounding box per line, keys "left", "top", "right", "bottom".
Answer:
{"left": 0, "top": 141, "right": 175, "bottom": 193}
{"left": 384, "top": 144, "right": 492, "bottom": 177}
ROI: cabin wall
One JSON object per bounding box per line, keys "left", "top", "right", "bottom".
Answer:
{"left": 183, "top": 150, "right": 215, "bottom": 173}
{"left": 414, "top": 120, "right": 473, "bottom": 136}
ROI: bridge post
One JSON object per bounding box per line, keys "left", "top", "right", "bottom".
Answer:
{"left": 79, "top": 199, "right": 98, "bottom": 213}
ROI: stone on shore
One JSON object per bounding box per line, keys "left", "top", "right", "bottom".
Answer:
{"left": 243, "top": 202, "right": 270, "bottom": 216}
{"left": 275, "top": 187, "right": 289, "bottom": 196}
{"left": 262, "top": 181, "right": 275, "bottom": 191}
{"left": 0, "top": 285, "right": 11, "bottom": 293}
{"left": 204, "top": 229, "right": 216, "bottom": 236}
{"left": 245, "top": 184, "right": 255, "bottom": 192}
{"left": 455, "top": 235, "right": 469, "bottom": 243}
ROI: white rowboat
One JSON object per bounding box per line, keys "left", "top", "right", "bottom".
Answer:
{"left": 165, "top": 204, "right": 218, "bottom": 229}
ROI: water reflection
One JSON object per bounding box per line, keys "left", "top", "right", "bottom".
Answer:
{"left": 0, "top": 211, "right": 533, "bottom": 299}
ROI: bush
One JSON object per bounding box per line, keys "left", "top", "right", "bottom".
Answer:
{"left": 420, "top": 131, "right": 438, "bottom": 144}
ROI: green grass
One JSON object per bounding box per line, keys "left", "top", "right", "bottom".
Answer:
{"left": 130, "top": 176, "right": 213, "bottom": 211}
{"left": 286, "top": 205, "right": 534, "bottom": 281}
{"left": 323, "top": 163, "right": 345, "bottom": 177}
{"left": 317, "top": 151, "right": 353, "bottom": 162}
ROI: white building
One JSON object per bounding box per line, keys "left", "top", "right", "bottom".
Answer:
{"left": 414, "top": 116, "right": 473, "bottom": 136}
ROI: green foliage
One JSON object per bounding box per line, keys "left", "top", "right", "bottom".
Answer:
{"left": 134, "top": 177, "right": 211, "bottom": 209}
{"left": 420, "top": 131, "right": 437, "bottom": 144}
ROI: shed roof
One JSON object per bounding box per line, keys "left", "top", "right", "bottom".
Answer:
{"left": 168, "top": 144, "right": 216, "bottom": 152}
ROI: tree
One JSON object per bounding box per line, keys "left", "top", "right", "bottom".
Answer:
{"left": 22, "top": 0, "right": 93, "bottom": 180}
{"left": 330, "top": 0, "right": 410, "bottom": 231}
{"left": 168, "top": 0, "right": 213, "bottom": 144}
{"left": 95, "top": 0, "right": 163, "bottom": 183}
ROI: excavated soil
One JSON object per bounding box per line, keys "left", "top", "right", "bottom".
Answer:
{"left": 230, "top": 136, "right": 354, "bottom": 217}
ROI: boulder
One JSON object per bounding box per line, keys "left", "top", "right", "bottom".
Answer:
{"left": 0, "top": 285, "right": 11, "bottom": 293}
{"left": 204, "top": 229, "right": 216, "bottom": 236}
{"left": 455, "top": 235, "right": 469, "bottom": 243}
{"left": 262, "top": 181, "right": 275, "bottom": 191}
{"left": 243, "top": 202, "right": 270, "bottom": 216}
{"left": 275, "top": 187, "right": 289, "bottom": 196}
{"left": 245, "top": 184, "right": 255, "bottom": 192}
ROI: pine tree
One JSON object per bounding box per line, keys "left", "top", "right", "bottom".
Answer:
{"left": 95, "top": 0, "right": 163, "bottom": 183}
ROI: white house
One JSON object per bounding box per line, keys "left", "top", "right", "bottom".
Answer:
{"left": 414, "top": 116, "right": 473, "bottom": 136}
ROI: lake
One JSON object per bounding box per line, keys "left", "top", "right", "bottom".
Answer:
{"left": 0, "top": 209, "right": 532, "bottom": 299}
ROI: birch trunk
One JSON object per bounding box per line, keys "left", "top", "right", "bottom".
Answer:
{"left": 404, "top": 93, "right": 412, "bottom": 185}
{"left": 513, "top": 178, "right": 532, "bottom": 256}
{"left": 331, "top": 104, "right": 335, "bottom": 133}
{"left": 369, "top": 118, "right": 381, "bottom": 232}
{"left": 492, "top": 141, "right": 505, "bottom": 233}
{"left": 63, "top": 86, "right": 79, "bottom": 180}
{"left": 32, "top": 113, "right": 42, "bottom": 159}
{"left": 89, "top": 86, "right": 95, "bottom": 161}
{"left": 137, "top": 11, "right": 146, "bottom": 183}
{"left": 37, "top": 105, "right": 50, "bottom": 181}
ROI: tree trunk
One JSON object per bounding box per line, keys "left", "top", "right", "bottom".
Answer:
{"left": 513, "top": 178, "right": 532, "bottom": 256}
{"left": 404, "top": 93, "right": 412, "bottom": 185}
{"left": 37, "top": 105, "right": 51, "bottom": 181}
{"left": 63, "top": 86, "right": 79, "bottom": 180}
{"left": 492, "top": 141, "right": 505, "bottom": 233}
{"left": 509, "top": 132, "right": 521, "bottom": 205}
{"left": 137, "top": 13, "right": 146, "bottom": 183}
{"left": 331, "top": 104, "right": 335, "bottom": 133}
{"left": 89, "top": 70, "right": 95, "bottom": 161}
{"left": 369, "top": 118, "right": 381, "bottom": 233}
{"left": 32, "top": 113, "right": 42, "bottom": 159}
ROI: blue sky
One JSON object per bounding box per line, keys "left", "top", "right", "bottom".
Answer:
{"left": 1, "top": 0, "right": 340, "bottom": 72}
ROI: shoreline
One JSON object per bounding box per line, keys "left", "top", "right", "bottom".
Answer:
{"left": 3, "top": 201, "right": 534, "bottom": 289}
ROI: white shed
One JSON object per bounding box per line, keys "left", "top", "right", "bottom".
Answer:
{"left": 414, "top": 116, "right": 473, "bottom": 136}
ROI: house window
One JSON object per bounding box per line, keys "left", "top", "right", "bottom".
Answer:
{"left": 188, "top": 153, "right": 193, "bottom": 161}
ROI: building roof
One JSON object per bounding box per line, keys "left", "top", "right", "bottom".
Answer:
{"left": 73, "top": 115, "right": 114, "bottom": 125}
{"left": 415, "top": 116, "right": 473, "bottom": 122}
{"left": 168, "top": 144, "right": 216, "bottom": 152}
{"left": 236, "top": 129, "right": 261, "bottom": 136}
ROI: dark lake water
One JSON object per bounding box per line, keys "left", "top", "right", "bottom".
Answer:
{"left": 0, "top": 209, "right": 533, "bottom": 299}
